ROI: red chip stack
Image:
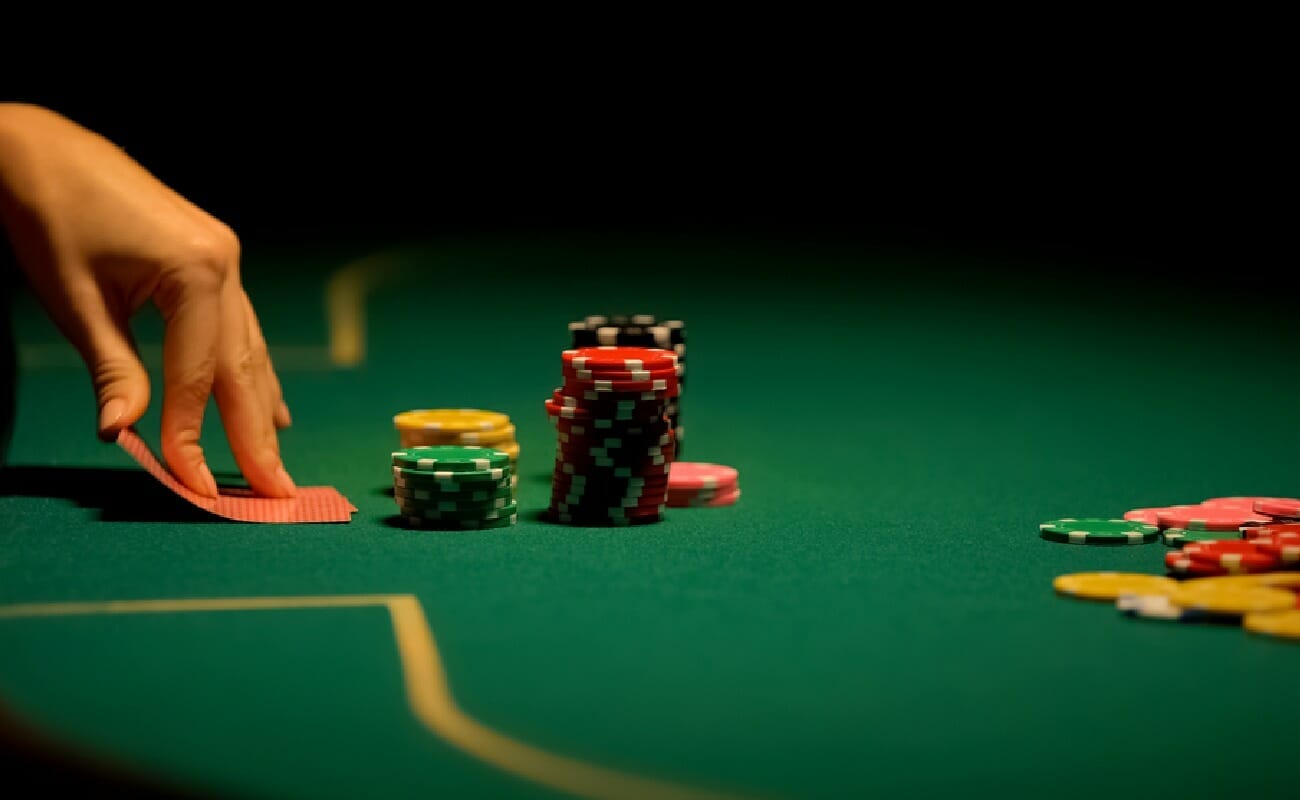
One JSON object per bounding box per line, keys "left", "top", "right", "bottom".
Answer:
{"left": 545, "top": 346, "right": 679, "bottom": 525}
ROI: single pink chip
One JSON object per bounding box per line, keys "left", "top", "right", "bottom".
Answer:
{"left": 1253, "top": 498, "right": 1300, "bottom": 518}
{"left": 667, "top": 461, "right": 739, "bottom": 492}
{"left": 1124, "top": 505, "right": 1194, "bottom": 525}
{"left": 117, "top": 428, "right": 356, "bottom": 523}
{"left": 1156, "top": 504, "right": 1273, "bottom": 532}
{"left": 1203, "top": 496, "right": 1297, "bottom": 511}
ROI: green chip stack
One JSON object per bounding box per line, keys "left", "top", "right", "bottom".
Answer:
{"left": 391, "top": 445, "right": 518, "bottom": 529}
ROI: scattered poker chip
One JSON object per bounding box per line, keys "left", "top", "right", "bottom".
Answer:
{"left": 1164, "top": 549, "right": 1232, "bottom": 576}
{"left": 1252, "top": 498, "right": 1300, "bottom": 518}
{"left": 1155, "top": 505, "right": 1273, "bottom": 531}
{"left": 1116, "top": 593, "right": 1198, "bottom": 622}
{"left": 1124, "top": 505, "right": 1195, "bottom": 525}
{"left": 1161, "top": 528, "right": 1238, "bottom": 547}
{"left": 1183, "top": 540, "right": 1281, "bottom": 572}
{"left": 1053, "top": 572, "right": 1179, "bottom": 602}
{"left": 1243, "top": 610, "right": 1300, "bottom": 641}
{"left": 394, "top": 409, "right": 510, "bottom": 433}
{"left": 1184, "top": 573, "right": 1300, "bottom": 592}
{"left": 1253, "top": 532, "right": 1300, "bottom": 563}
{"left": 1172, "top": 582, "right": 1297, "bottom": 616}
{"left": 1243, "top": 522, "right": 1300, "bottom": 539}
{"left": 1038, "top": 518, "right": 1160, "bottom": 546}
{"left": 392, "top": 445, "right": 510, "bottom": 472}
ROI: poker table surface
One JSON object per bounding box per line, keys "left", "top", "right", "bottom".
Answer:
{"left": 2, "top": 237, "right": 1298, "bottom": 799}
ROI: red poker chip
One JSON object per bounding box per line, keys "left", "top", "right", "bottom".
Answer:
{"left": 1183, "top": 540, "right": 1281, "bottom": 571}
{"left": 545, "top": 400, "right": 665, "bottom": 424}
{"left": 1253, "top": 498, "right": 1300, "bottom": 518}
{"left": 562, "top": 364, "right": 680, "bottom": 382}
{"left": 561, "top": 380, "right": 679, "bottom": 399}
{"left": 1164, "top": 550, "right": 1230, "bottom": 576}
{"left": 1242, "top": 522, "right": 1300, "bottom": 540}
{"left": 1156, "top": 504, "right": 1273, "bottom": 531}
{"left": 550, "top": 490, "right": 666, "bottom": 509}
{"left": 562, "top": 346, "right": 678, "bottom": 370}
{"left": 1199, "top": 496, "right": 1295, "bottom": 510}
{"left": 1254, "top": 532, "right": 1300, "bottom": 564}
{"left": 553, "top": 462, "right": 671, "bottom": 479}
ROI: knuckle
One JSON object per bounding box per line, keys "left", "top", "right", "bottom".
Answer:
{"left": 168, "top": 357, "right": 217, "bottom": 402}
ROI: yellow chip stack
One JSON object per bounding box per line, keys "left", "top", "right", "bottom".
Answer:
{"left": 394, "top": 409, "right": 519, "bottom": 486}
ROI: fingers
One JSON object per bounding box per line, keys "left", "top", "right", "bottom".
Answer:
{"left": 85, "top": 301, "right": 151, "bottom": 442}
{"left": 240, "top": 290, "right": 291, "bottom": 429}
{"left": 154, "top": 259, "right": 222, "bottom": 498}
{"left": 211, "top": 277, "right": 296, "bottom": 498}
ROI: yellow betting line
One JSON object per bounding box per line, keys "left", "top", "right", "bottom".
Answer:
{"left": 0, "top": 595, "right": 737, "bottom": 800}
{"left": 325, "top": 252, "right": 405, "bottom": 367}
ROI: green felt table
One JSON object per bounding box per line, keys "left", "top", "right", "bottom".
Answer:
{"left": 2, "top": 238, "right": 1298, "bottom": 799}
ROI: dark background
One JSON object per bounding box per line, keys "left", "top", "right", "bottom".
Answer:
{"left": 3, "top": 72, "right": 1285, "bottom": 280}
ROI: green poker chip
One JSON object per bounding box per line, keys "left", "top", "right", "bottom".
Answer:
{"left": 403, "top": 512, "right": 519, "bottom": 531}
{"left": 391, "top": 445, "right": 510, "bottom": 472}
{"left": 392, "top": 465, "right": 511, "bottom": 486}
{"left": 393, "top": 484, "right": 513, "bottom": 504}
{"left": 396, "top": 498, "right": 516, "bottom": 518}
{"left": 399, "top": 501, "right": 519, "bottom": 522}
{"left": 1162, "top": 528, "right": 1239, "bottom": 548}
{"left": 1038, "top": 517, "right": 1160, "bottom": 546}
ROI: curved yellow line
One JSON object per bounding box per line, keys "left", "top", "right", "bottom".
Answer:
{"left": 0, "top": 595, "right": 739, "bottom": 800}
{"left": 326, "top": 253, "right": 405, "bottom": 367}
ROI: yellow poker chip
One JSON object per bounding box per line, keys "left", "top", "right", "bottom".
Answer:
{"left": 1171, "top": 583, "right": 1296, "bottom": 616}
{"left": 1181, "top": 573, "right": 1300, "bottom": 591}
{"left": 1243, "top": 610, "right": 1300, "bottom": 641}
{"left": 1053, "top": 572, "right": 1179, "bottom": 602}
{"left": 400, "top": 425, "right": 517, "bottom": 447}
{"left": 394, "top": 409, "right": 510, "bottom": 433}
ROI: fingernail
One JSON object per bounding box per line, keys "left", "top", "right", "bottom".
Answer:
{"left": 198, "top": 463, "right": 219, "bottom": 498}
{"left": 98, "top": 398, "right": 125, "bottom": 437}
{"left": 276, "top": 465, "right": 298, "bottom": 497}
{"left": 278, "top": 402, "right": 293, "bottom": 426}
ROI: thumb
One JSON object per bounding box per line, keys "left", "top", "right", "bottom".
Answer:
{"left": 79, "top": 306, "right": 150, "bottom": 442}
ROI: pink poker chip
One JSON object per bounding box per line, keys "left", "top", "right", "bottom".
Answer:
{"left": 1156, "top": 504, "right": 1273, "bottom": 532}
{"left": 667, "top": 461, "right": 739, "bottom": 492}
{"left": 1124, "top": 505, "right": 1195, "bottom": 525}
{"left": 1253, "top": 498, "right": 1300, "bottom": 518}
{"left": 1204, "top": 496, "right": 1298, "bottom": 511}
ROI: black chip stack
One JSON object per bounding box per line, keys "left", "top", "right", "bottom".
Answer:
{"left": 568, "top": 315, "right": 686, "bottom": 455}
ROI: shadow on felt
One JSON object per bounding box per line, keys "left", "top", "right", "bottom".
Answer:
{"left": 0, "top": 465, "right": 213, "bottom": 523}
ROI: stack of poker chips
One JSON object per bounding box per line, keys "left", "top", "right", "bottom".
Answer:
{"left": 545, "top": 346, "right": 679, "bottom": 525}
{"left": 569, "top": 315, "right": 685, "bottom": 455}
{"left": 391, "top": 445, "right": 517, "bottom": 529}
{"left": 665, "top": 462, "right": 740, "bottom": 507}
{"left": 394, "top": 409, "right": 519, "bottom": 487}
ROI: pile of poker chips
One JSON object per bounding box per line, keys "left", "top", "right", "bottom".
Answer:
{"left": 1045, "top": 495, "right": 1300, "bottom": 642}
{"left": 666, "top": 462, "right": 740, "bottom": 507}
{"left": 1037, "top": 495, "right": 1300, "bottom": 548}
{"left": 545, "top": 345, "right": 678, "bottom": 525}
{"left": 1053, "top": 571, "right": 1300, "bottom": 642}
{"left": 391, "top": 445, "right": 517, "bottom": 529}
{"left": 394, "top": 409, "right": 519, "bottom": 487}
{"left": 569, "top": 315, "right": 685, "bottom": 454}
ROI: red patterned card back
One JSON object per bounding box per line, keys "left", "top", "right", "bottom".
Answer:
{"left": 117, "top": 428, "right": 356, "bottom": 523}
